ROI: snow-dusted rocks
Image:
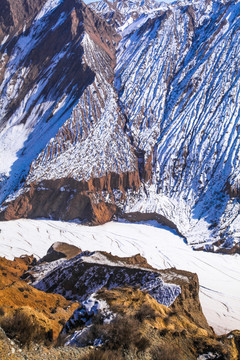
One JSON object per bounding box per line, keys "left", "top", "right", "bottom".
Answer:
{"left": 32, "top": 250, "right": 181, "bottom": 307}
{"left": 63, "top": 293, "right": 112, "bottom": 347}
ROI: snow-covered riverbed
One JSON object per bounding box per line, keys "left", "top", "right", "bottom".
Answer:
{"left": 0, "top": 219, "right": 239, "bottom": 335}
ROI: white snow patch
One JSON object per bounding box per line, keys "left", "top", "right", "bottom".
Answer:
{"left": 35, "top": 0, "right": 63, "bottom": 22}
{"left": 1, "top": 35, "right": 9, "bottom": 47}
{"left": 82, "top": 293, "right": 109, "bottom": 315}
{"left": 197, "top": 353, "right": 220, "bottom": 360}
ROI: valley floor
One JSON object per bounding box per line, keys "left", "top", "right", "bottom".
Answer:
{"left": 0, "top": 219, "right": 239, "bottom": 335}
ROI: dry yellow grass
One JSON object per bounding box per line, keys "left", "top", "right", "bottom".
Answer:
{"left": 95, "top": 287, "right": 239, "bottom": 360}
{"left": 0, "top": 256, "right": 79, "bottom": 343}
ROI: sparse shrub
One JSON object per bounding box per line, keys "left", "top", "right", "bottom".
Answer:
{"left": 87, "top": 315, "right": 141, "bottom": 351}
{"left": 80, "top": 349, "right": 122, "bottom": 360}
{"left": 0, "top": 307, "right": 5, "bottom": 316}
{"left": 172, "top": 331, "right": 180, "bottom": 338}
{"left": 191, "top": 327, "right": 199, "bottom": 336}
{"left": 163, "top": 316, "right": 170, "bottom": 325}
{"left": 134, "top": 303, "right": 157, "bottom": 322}
{"left": 101, "top": 316, "right": 141, "bottom": 350}
{"left": 159, "top": 328, "right": 168, "bottom": 336}
{"left": 0, "top": 309, "right": 53, "bottom": 347}
{"left": 150, "top": 344, "right": 180, "bottom": 360}
{"left": 168, "top": 310, "right": 177, "bottom": 318}
{"left": 181, "top": 329, "right": 187, "bottom": 337}
{"left": 58, "top": 318, "right": 66, "bottom": 326}
{"left": 135, "top": 336, "right": 151, "bottom": 352}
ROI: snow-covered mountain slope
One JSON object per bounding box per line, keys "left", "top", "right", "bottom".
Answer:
{"left": 26, "top": 32, "right": 137, "bottom": 185}
{"left": 55, "top": 0, "right": 240, "bottom": 252}
{"left": 0, "top": 0, "right": 127, "bottom": 206}
{"left": 0, "top": 218, "right": 239, "bottom": 335}
{"left": 0, "top": 0, "right": 141, "bottom": 226}
{"left": 90, "top": 0, "right": 161, "bottom": 28}
{"left": 114, "top": 0, "right": 240, "bottom": 252}
{"left": 0, "top": 0, "right": 240, "bottom": 253}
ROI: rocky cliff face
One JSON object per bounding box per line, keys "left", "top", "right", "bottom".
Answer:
{"left": 0, "top": 0, "right": 140, "bottom": 225}
{"left": 0, "top": 0, "right": 240, "bottom": 253}
{"left": 0, "top": 174, "right": 140, "bottom": 224}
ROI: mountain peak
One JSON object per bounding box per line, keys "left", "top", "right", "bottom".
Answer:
{"left": 90, "top": 0, "right": 160, "bottom": 27}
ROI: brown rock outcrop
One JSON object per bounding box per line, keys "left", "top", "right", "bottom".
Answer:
{"left": 39, "top": 242, "right": 82, "bottom": 263}
{"left": 122, "top": 211, "right": 182, "bottom": 235}
{"left": 99, "top": 252, "right": 154, "bottom": 270}
{"left": 163, "top": 269, "right": 212, "bottom": 332}
{"left": 0, "top": 171, "right": 141, "bottom": 224}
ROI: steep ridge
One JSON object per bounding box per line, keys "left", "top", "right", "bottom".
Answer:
{"left": 0, "top": 0, "right": 96, "bottom": 201}
{"left": 121, "top": 0, "right": 240, "bottom": 252}
{"left": 0, "top": 0, "right": 240, "bottom": 252}
{"left": 21, "top": 247, "right": 239, "bottom": 359}
{"left": 101, "top": 0, "right": 240, "bottom": 252}
{"left": 27, "top": 246, "right": 214, "bottom": 336}
{"left": 0, "top": 0, "right": 140, "bottom": 224}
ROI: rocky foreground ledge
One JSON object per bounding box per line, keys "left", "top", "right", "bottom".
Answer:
{"left": 0, "top": 242, "right": 239, "bottom": 360}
